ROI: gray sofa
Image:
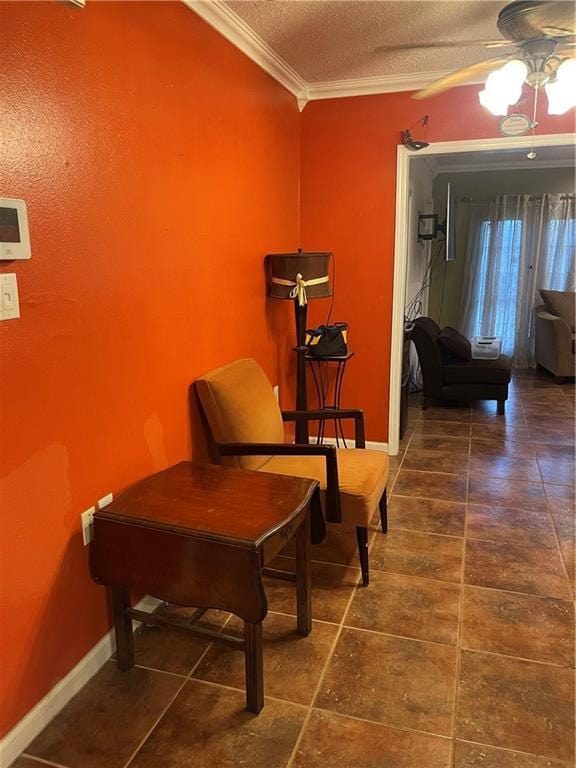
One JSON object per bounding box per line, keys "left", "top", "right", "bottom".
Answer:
{"left": 535, "top": 304, "right": 575, "bottom": 383}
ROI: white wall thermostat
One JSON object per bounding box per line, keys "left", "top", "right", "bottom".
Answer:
{"left": 0, "top": 198, "right": 31, "bottom": 260}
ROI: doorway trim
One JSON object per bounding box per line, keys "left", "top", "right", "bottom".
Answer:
{"left": 388, "top": 131, "right": 576, "bottom": 455}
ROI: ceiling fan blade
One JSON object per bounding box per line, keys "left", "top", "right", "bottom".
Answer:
{"left": 376, "top": 39, "right": 512, "bottom": 53}
{"left": 413, "top": 56, "right": 512, "bottom": 99}
{"left": 528, "top": 1, "right": 576, "bottom": 35}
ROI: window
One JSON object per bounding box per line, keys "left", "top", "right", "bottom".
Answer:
{"left": 467, "top": 218, "right": 523, "bottom": 354}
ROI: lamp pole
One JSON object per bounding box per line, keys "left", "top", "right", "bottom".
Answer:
{"left": 294, "top": 299, "right": 309, "bottom": 444}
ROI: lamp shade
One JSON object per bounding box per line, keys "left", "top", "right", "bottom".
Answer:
{"left": 266, "top": 252, "right": 332, "bottom": 304}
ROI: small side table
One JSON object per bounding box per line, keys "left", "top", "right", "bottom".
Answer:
{"left": 305, "top": 351, "right": 354, "bottom": 447}
{"left": 90, "top": 462, "right": 320, "bottom": 714}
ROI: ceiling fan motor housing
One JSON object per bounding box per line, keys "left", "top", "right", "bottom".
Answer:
{"left": 522, "top": 38, "right": 558, "bottom": 86}
{"left": 497, "top": 0, "right": 572, "bottom": 42}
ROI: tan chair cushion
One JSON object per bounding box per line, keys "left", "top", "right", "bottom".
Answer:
{"left": 258, "top": 448, "right": 389, "bottom": 527}
{"left": 195, "top": 358, "right": 284, "bottom": 471}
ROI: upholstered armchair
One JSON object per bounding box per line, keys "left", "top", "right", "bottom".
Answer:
{"left": 535, "top": 305, "right": 575, "bottom": 383}
{"left": 195, "top": 358, "right": 389, "bottom": 586}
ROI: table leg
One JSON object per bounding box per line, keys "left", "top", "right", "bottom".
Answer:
{"left": 112, "top": 585, "right": 135, "bottom": 671}
{"left": 244, "top": 621, "right": 264, "bottom": 713}
{"left": 295, "top": 514, "right": 312, "bottom": 637}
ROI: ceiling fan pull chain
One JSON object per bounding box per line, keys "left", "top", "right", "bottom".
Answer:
{"left": 527, "top": 83, "right": 540, "bottom": 159}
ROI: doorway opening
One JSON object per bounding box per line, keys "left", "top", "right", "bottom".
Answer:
{"left": 389, "top": 134, "right": 576, "bottom": 455}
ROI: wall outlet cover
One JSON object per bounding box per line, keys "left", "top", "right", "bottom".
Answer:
{"left": 97, "top": 493, "right": 113, "bottom": 510}
{"left": 81, "top": 507, "right": 95, "bottom": 546}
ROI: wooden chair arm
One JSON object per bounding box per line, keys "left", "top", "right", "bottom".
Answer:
{"left": 281, "top": 409, "right": 366, "bottom": 449}
{"left": 216, "top": 442, "right": 341, "bottom": 523}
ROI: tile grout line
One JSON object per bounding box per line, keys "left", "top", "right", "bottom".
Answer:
{"left": 456, "top": 735, "right": 576, "bottom": 761}
{"left": 448, "top": 432, "right": 470, "bottom": 767}
{"left": 524, "top": 384, "right": 576, "bottom": 601}
{"left": 325, "top": 623, "right": 573, "bottom": 667}
{"left": 173, "top": 675, "right": 311, "bottom": 709}
{"left": 363, "top": 562, "right": 573, "bottom": 599}
{"left": 453, "top": 644, "right": 575, "bottom": 670}
{"left": 121, "top": 675, "right": 188, "bottom": 768}
{"left": 284, "top": 568, "right": 362, "bottom": 768}
{"left": 20, "top": 756, "right": 70, "bottom": 768}
{"left": 121, "top": 613, "right": 235, "bottom": 768}
{"left": 542, "top": 495, "right": 575, "bottom": 602}
{"left": 309, "top": 704, "right": 454, "bottom": 741}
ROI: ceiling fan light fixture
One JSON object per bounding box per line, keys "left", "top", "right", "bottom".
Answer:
{"left": 479, "top": 87, "right": 510, "bottom": 115}
{"left": 545, "top": 58, "right": 576, "bottom": 114}
{"left": 478, "top": 59, "right": 528, "bottom": 115}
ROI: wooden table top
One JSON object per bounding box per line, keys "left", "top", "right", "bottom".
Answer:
{"left": 95, "top": 462, "right": 318, "bottom": 547}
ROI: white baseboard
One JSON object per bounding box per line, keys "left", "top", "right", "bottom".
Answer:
{"left": 310, "top": 437, "right": 390, "bottom": 453}
{"left": 0, "top": 595, "right": 161, "bottom": 768}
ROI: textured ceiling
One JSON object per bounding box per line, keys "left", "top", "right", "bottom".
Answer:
{"left": 225, "top": 1, "right": 513, "bottom": 83}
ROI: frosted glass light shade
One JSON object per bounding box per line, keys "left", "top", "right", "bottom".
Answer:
{"left": 478, "top": 60, "right": 528, "bottom": 116}
{"left": 479, "top": 88, "right": 510, "bottom": 115}
{"left": 545, "top": 59, "right": 576, "bottom": 115}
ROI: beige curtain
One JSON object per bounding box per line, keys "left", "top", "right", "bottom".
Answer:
{"left": 457, "top": 193, "right": 575, "bottom": 367}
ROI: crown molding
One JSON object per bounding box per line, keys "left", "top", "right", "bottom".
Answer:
{"left": 182, "top": 2, "right": 492, "bottom": 110}
{"left": 184, "top": 0, "right": 308, "bottom": 103}
{"left": 305, "top": 70, "right": 486, "bottom": 104}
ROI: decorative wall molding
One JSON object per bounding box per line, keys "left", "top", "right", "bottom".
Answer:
{"left": 184, "top": 0, "right": 307, "bottom": 101}
{"left": 183, "top": 2, "right": 486, "bottom": 110}
{"left": 304, "top": 71, "right": 485, "bottom": 104}
{"left": 0, "top": 595, "right": 162, "bottom": 768}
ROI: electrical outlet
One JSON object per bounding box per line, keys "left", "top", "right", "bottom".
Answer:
{"left": 97, "top": 492, "right": 113, "bottom": 510}
{"left": 81, "top": 506, "right": 95, "bottom": 546}
{"left": 273, "top": 385, "right": 279, "bottom": 402}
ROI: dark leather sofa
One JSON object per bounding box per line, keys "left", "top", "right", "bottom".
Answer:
{"left": 411, "top": 317, "right": 512, "bottom": 414}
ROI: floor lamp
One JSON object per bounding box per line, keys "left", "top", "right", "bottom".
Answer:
{"left": 266, "top": 250, "right": 333, "bottom": 443}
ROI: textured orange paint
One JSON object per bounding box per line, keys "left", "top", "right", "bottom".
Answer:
{"left": 1, "top": 0, "right": 574, "bottom": 740}
{"left": 0, "top": 1, "right": 299, "bottom": 736}
{"left": 300, "top": 89, "right": 575, "bottom": 441}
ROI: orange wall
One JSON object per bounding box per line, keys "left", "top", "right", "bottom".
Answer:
{"left": 300, "top": 89, "right": 575, "bottom": 441}
{"left": 0, "top": 1, "right": 300, "bottom": 737}
{"left": 1, "top": 0, "right": 575, "bottom": 739}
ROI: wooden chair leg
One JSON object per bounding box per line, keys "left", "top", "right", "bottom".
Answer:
{"left": 355, "top": 526, "right": 369, "bottom": 587}
{"left": 111, "top": 585, "right": 135, "bottom": 672}
{"left": 379, "top": 488, "right": 388, "bottom": 534}
{"left": 244, "top": 621, "right": 264, "bottom": 713}
{"left": 497, "top": 400, "right": 505, "bottom": 415}
{"left": 295, "top": 515, "right": 312, "bottom": 637}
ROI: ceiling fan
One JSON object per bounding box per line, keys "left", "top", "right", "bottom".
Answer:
{"left": 382, "top": 1, "right": 576, "bottom": 116}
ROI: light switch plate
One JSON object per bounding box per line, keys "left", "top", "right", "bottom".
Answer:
{"left": 0, "top": 273, "right": 20, "bottom": 320}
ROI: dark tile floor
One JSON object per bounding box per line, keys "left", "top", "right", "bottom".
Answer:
{"left": 18, "top": 370, "right": 575, "bottom": 768}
